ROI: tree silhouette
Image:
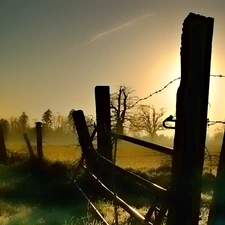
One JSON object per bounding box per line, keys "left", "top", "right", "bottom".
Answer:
{"left": 42, "top": 109, "right": 53, "bottom": 130}
{"left": 110, "top": 85, "right": 139, "bottom": 134}
{"left": 18, "top": 112, "right": 29, "bottom": 133}
{"left": 129, "top": 105, "right": 166, "bottom": 140}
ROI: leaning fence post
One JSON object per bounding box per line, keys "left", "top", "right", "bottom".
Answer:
{"left": 167, "top": 13, "right": 214, "bottom": 225}
{"left": 208, "top": 130, "right": 225, "bottom": 224}
{"left": 72, "top": 110, "right": 97, "bottom": 173}
{"left": 23, "top": 133, "right": 36, "bottom": 160}
{"left": 95, "top": 86, "right": 112, "bottom": 162}
{"left": 36, "top": 122, "right": 43, "bottom": 160}
{"left": 0, "top": 123, "right": 7, "bottom": 162}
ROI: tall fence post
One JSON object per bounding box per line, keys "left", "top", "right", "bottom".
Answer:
{"left": 36, "top": 122, "right": 43, "bottom": 160}
{"left": 0, "top": 123, "right": 7, "bottom": 162}
{"left": 95, "top": 86, "right": 112, "bottom": 162}
{"left": 167, "top": 13, "right": 214, "bottom": 225}
{"left": 208, "top": 130, "right": 225, "bottom": 224}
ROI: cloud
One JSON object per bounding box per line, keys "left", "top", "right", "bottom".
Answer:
{"left": 67, "top": 12, "right": 155, "bottom": 51}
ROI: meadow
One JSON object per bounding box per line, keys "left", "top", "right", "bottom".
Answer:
{"left": 0, "top": 137, "right": 221, "bottom": 225}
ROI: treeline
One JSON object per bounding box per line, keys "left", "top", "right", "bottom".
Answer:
{"left": 0, "top": 109, "right": 95, "bottom": 140}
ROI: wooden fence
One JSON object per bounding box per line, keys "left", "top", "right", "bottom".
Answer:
{"left": 70, "top": 13, "right": 225, "bottom": 225}
{"left": 0, "top": 12, "right": 224, "bottom": 225}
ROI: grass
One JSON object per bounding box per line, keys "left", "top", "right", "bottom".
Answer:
{"left": 0, "top": 160, "right": 90, "bottom": 225}
{"left": 1, "top": 139, "right": 220, "bottom": 224}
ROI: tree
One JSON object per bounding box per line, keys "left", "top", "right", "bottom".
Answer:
{"left": 8, "top": 116, "right": 19, "bottom": 135}
{"left": 18, "top": 112, "right": 29, "bottom": 133}
{"left": 110, "top": 85, "right": 139, "bottom": 134}
{"left": 42, "top": 109, "right": 53, "bottom": 130}
{"left": 52, "top": 112, "right": 62, "bottom": 131}
{"left": 68, "top": 109, "right": 76, "bottom": 133}
{"left": 129, "top": 105, "right": 166, "bottom": 140}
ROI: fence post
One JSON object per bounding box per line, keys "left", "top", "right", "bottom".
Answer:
{"left": 0, "top": 123, "right": 7, "bottom": 162}
{"left": 36, "top": 122, "right": 43, "bottom": 160}
{"left": 95, "top": 86, "right": 112, "bottom": 162}
{"left": 23, "top": 133, "right": 36, "bottom": 160}
{"left": 167, "top": 13, "right": 214, "bottom": 225}
{"left": 208, "top": 130, "right": 225, "bottom": 224}
{"left": 72, "top": 110, "right": 97, "bottom": 173}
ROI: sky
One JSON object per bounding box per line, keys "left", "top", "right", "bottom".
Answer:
{"left": 1, "top": 0, "right": 225, "bottom": 136}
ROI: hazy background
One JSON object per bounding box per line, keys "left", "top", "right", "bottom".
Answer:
{"left": 1, "top": 0, "right": 225, "bottom": 137}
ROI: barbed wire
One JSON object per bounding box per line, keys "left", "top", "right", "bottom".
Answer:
{"left": 207, "top": 121, "right": 225, "bottom": 127}
{"left": 131, "top": 77, "right": 181, "bottom": 107}
{"left": 131, "top": 74, "right": 224, "bottom": 108}
{"left": 210, "top": 74, "right": 225, "bottom": 78}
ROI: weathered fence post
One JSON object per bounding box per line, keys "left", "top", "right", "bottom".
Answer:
{"left": 0, "top": 123, "right": 7, "bottom": 162}
{"left": 72, "top": 110, "right": 97, "bottom": 172}
{"left": 95, "top": 86, "right": 113, "bottom": 187}
{"left": 208, "top": 130, "right": 225, "bottom": 224}
{"left": 95, "top": 86, "right": 112, "bottom": 162}
{"left": 167, "top": 13, "right": 214, "bottom": 225}
{"left": 36, "top": 122, "right": 43, "bottom": 160}
{"left": 23, "top": 133, "right": 36, "bottom": 160}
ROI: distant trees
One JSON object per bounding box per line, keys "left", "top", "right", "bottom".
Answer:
{"left": 42, "top": 109, "right": 53, "bottom": 130}
{"left": 110, "top": 85, "right": 139, "bottom": 134}
{"left": 18, "top": 112, "right": 29, "bottom": 133}
{"left": 8, "top": 116, "right": 19, "bottom": 135}
{"left": 129, "top": 105, "right": 166, "bottom": 140}
{"left": 0, "top": 109, "right": 79, "bottom": 138}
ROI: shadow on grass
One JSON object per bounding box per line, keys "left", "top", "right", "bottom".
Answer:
{"left": 0, "top": 159, "right": 89, "bottom": 225}
{"left": 0, "top": 158, "right": 216, "bottom": 225}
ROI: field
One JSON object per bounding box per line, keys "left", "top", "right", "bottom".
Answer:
{"left": 0, "top": 137, "right": 221, "bottom": 225}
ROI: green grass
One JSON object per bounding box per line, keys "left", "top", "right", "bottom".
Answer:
{"left": 1, "top": 139, "right": 220, "bottom": 225}
{"left": 0, "top": 160, "right": 90, "bottom": 225}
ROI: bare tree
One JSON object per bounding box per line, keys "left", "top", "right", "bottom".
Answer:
{"left": 110, "top": 85, "right": 139, "bottom": 134}
{"left": 129, "top": 105, "right": 166, "bottom": 140}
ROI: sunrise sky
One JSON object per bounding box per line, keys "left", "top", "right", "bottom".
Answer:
{"left": 1, "top": 0, "right": 225, "bottom": 136}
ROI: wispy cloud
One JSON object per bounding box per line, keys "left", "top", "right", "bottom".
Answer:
{"left": 67, "top": 12, "right": 155, "bottom": 51}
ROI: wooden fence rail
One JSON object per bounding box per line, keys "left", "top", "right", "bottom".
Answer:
{"left": 71, "top": 12, "right": 219, "bottom": 225}
{"left": 96, "top": 153, "right": 167, "bottom": 196}
{"left": 72, "top": 109, "right": 170, "bottom": 224}
{"left": 111, "top": 132, "right": 173, "bottom": 156}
